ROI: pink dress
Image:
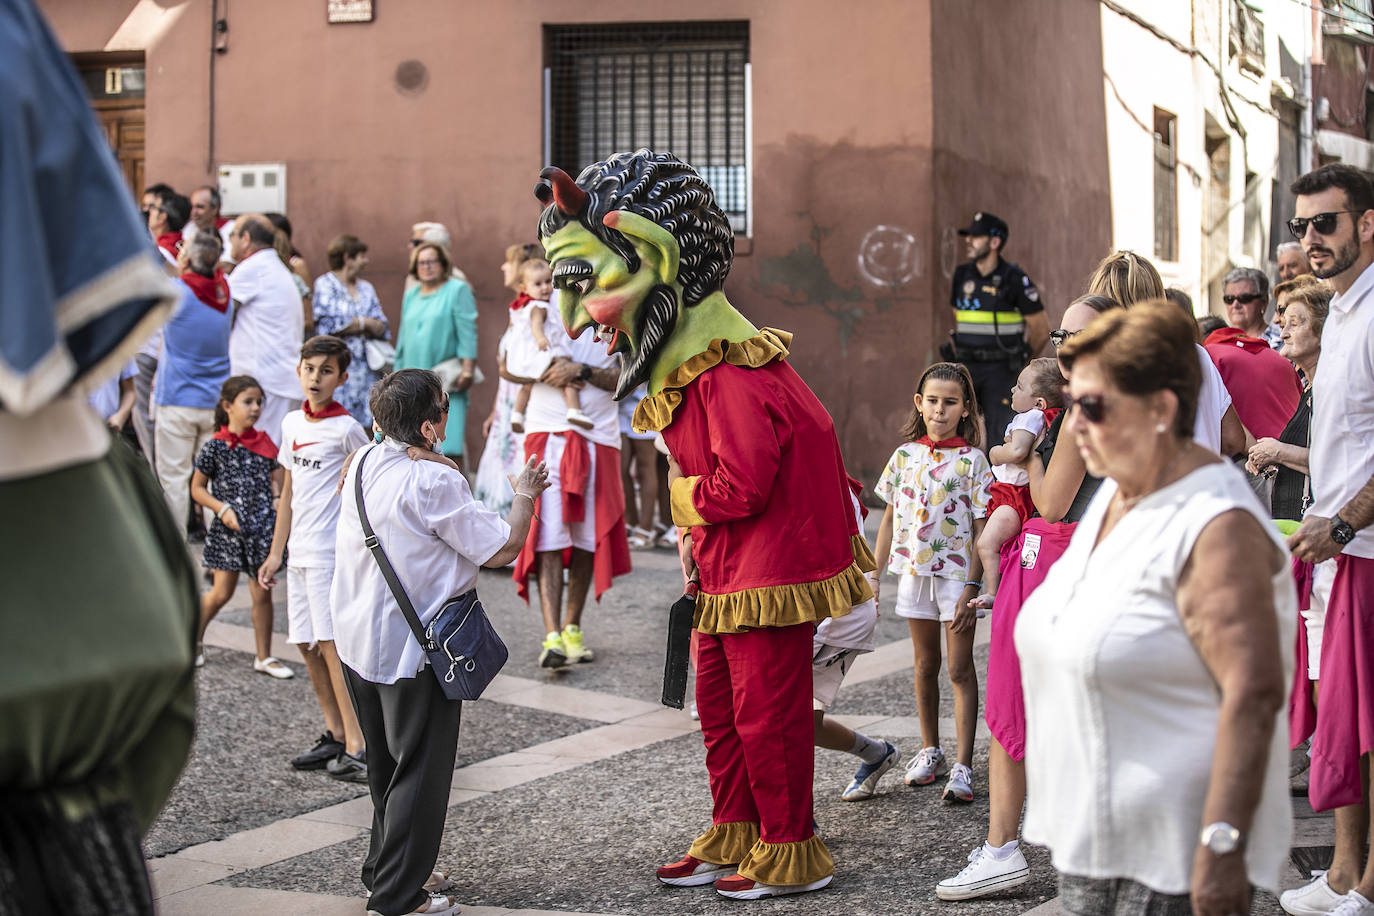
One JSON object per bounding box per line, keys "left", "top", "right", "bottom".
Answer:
{"left": 984, "top": 517, "right": 1075, "bottom": 760}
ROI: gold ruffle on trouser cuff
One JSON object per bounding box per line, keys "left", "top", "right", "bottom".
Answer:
{"left": 736, "top": 834, "right": 835, "bottom": 886}
{"left": 688, "top": 820, "right": 760, "bottom": 865}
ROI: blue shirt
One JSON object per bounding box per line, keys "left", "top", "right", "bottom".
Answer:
{"left": 153, "top": 280, "right": 232, "bottom": 409}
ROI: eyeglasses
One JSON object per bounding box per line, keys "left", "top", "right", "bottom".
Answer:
{"left": 1062, "top": 390, "right": 1107, "bottom": 424}
{"left": 409, "top": 238, "right": 424, "bottom": 247}
{"left": 1222, "top": 292, "right": 1264, "bottom": 306}
{"left": 1287, "top": 210, "right": 1363, "bottom": 239}
{"left": 416, "top": 258, "right": 442, "bottom": 268}
{"left": 1049, "top": 329, "right": 1079, "bottom": 349}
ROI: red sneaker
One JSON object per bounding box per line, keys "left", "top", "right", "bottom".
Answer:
{"left": 656, "top": 854, "right": 737, "bottom": 887}
{"left": 714, "top": 873, "right": 834, "bottom": 899}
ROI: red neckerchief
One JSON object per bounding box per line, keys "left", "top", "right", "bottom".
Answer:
{"left": 180, "top": 269, "right": 230, "bottom": 313}
{"left": 1204, "top": 326, "right": 1268, "bottom": 353}
{"left": 157, "top": 232, "right": 183, "bottom": 257}
{"left": 1041, "top": 406, "right": 1063, "bottom": 427}
{"left": 212, "top": 425, "right": 278, "bottom": 460}
{"left": 508, "top": 292, "right": 533, "bottom": 312}
{"left": 302, "top": 400, "right": 350, "bottom": 419}
{"left": 917, "top": 435, "right": 968, "bottom": 450}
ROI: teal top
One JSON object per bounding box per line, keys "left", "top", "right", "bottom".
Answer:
{"left": 394, "top": 277, "right": 479, "bottom": 455}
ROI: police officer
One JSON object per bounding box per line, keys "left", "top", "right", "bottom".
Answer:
{"left": 944, "top": 212, "right": 1049, "bottom": 442}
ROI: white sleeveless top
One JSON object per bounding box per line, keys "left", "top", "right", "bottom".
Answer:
{"left": 1014, "top": 461, "right": 1294, "bottom": 894}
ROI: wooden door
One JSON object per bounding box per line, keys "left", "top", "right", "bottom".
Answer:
{"left": 95, "top": 105, "right": 145, "bottom": 197}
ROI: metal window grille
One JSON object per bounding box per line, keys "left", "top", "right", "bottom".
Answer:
{"left": 546, "top": 22, "right": 750, "bottom": 233}
{"left": 1153, "top": 109, "right": 1178, "bottom": 262}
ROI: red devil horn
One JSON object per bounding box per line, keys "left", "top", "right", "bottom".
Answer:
{"left": 537, "top": 166, "right": 588, "bottom": 215}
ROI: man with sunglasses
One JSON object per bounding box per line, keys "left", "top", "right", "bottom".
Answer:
{"left": 1222, "top": 266, "right": 1281, "bottom": 350}
{"left": 1280, "top": 163, "right": 1374, "bottom": 916}
{"left": 945, "top": 212, "right": 1050, "bottom": 443}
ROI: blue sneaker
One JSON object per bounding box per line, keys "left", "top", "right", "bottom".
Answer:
{"left": 841, "top": 740, "right": 899, "bottom": 801}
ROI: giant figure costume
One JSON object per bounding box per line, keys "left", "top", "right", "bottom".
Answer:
{"left": 536, "top": 150, "right": 875, "bottom": 898}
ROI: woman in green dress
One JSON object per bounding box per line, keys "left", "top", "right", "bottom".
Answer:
{"left": 394, "top": 241, "right": 479, "bottom": 467}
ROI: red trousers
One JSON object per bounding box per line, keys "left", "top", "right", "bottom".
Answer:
{"left": 695, "top": 623, "right": 815, "bottom": 844}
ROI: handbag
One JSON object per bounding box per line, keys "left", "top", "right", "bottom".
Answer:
{"left": 432, "top": 357, "right": 485, "bottom": 391}
{"left": 352, "top": 446, "right": 508, "bottom": 699}
{"left": 363, "top": 338, "right": 395, "bottom": 373}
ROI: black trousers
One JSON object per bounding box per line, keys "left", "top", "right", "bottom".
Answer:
{"left": 964, "top": 357, "right": 1019, "bottom": 446}
{"left": 344, "top": 666, "right": 462, "bottom": 916}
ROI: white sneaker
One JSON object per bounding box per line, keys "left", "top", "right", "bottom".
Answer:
{"left": 903, "top": 746, "right": 947, "bottom": 786}
{"left": 1331, "top": 891, "right": 1374, "bottom": 916}
{"left": 841, "top": 740, "right": 899, "bottom": 801}
{"left": 936, "top": 843, "right": 1030, "bottom": 900}
{"left": 510, "top": 411, "right": 525, "bottom": 434}
{"left": 566, "top": 408, "right": 594, "bottom": 430}
{"left": 1282, "top": 874, "right": 1349, "bottom": 916}
{"left": 942, "top": 762, "right": 975, "bottom": 803}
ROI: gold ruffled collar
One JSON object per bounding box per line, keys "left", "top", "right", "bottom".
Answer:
{"left": 630, "top": 327, "right": 792, "bottom": 433}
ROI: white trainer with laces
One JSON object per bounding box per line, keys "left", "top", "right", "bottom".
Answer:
{"left": 903, "top": 746, "right": 947, "bottom": 786}
{"left": 1331, "top": 890, "right": 1374, "bottom": 916}
{"left": 942, "top": 762, "right": 975, "bottom": 802}
{"left": 936, "top": 843, "right": 1030, "bottom": 900}
{"left": 1281, "top": 874, "right": 1349, "bottom": 916}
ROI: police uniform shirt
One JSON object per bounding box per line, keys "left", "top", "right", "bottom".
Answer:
{"left": 950, "top": 258, "right": 1043, "bottom": 350}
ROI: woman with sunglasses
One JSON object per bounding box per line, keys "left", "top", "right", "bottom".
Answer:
{"left": 937, "top": 293, "right": 1119, "bottom": 902}
{"left": 1015, "top": 301, "right": 1294, "bottom": 916}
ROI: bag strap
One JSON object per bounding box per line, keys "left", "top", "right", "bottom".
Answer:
{"left": 353, "top": 446, "right": 433, "bottom": 651}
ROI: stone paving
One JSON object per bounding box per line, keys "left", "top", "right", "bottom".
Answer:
{"left": 149, "top": 538, "right": 1327, "bottom": 915}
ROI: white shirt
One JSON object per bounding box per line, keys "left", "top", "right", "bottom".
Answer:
{"left": 525, "top": 330, "right": 620, "bottom": 448}
{"left": 1311, "top": 261, "right": 1374, "bottom": 557}
{"left": 331, "top": 441, "right": 510, "bottom": 684}
{"left": 1015, "top": 462, "right": 1294, "bottom": 895}
{"left": 992, "top": 409, "right": 1048, "bottom": 485}
{"left": 278, "top": 410, "right": 370, "bottom": 568}
{"left": 227, "top": 248, "right": 304, "bottom": 398}
{"left": 182, "top": 219, "right": 237, "bottom": 264}
{"left": 1193, "top": 344, "right": 1231, "bottom": 454}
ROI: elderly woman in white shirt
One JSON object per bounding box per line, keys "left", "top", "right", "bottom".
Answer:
{"left": 331, "top": 369, "right": 548, "bottom": 916}
{"left": 1014, "top": 301, "right": 1294, "bottom": 916}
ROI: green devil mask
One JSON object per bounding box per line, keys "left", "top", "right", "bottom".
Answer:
{"left": 535, "top": 149, "right": 740, "bottom": 400}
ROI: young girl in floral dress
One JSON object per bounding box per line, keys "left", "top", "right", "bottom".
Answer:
{"left": 872, "top": 362, "right": 993, "bottom": 805}
{"left": 191, "top": 375, "right": 291, "bottom": 678}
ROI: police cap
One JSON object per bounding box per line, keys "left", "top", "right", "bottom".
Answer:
{"left": 957, "top": 211, "right": 1009, "bottom": 241}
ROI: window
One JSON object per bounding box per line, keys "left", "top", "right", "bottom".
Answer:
{"left": 1323, "top": 0, "right": 1374, "bottom": 39}
{"left": 1154, "top": 108, "right": 1178, "bottom": 262}
{"left": 546, "top": 21, "right": 750, "bottom": 233}
{"left": 1230, "top": 1, "right": 1264, "bottom": 77}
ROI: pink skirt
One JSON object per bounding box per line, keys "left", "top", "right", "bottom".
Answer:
{"left": 984, "top": 517, "right": 1076, "bottom": 761}
{"left": 1289, "top": 557, "right": 1316, "bottom": 750}
{"left": 1310, "top": 554, "right": 1374, "bottom": 812}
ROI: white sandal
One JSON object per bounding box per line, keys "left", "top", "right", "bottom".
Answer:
{"left": 423, "top": 870, "right": 456, "bottom": 893}
{"left": 368, "top": 892, "right": 457, "bottom": 916}
{"left": 627, "top": 526, "right": 654, "bottom": 549}
{"left": 252, "top": 656, "right": 294, "bottom": 679}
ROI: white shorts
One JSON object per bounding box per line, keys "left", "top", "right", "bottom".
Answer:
{"left": 812, "top": 644, "right": 856, "bottom": 710}
{"left": 1304, "top": 558, "right": 1337, "bottom": 680}
{"left": 894, "top": 574, "right": 967, "bottom": 622}
{"left": 534, "top": 434, "right": 597, "bottom": 554}
{"left": 287, "top": 565, "right": 335, "bottom": 647}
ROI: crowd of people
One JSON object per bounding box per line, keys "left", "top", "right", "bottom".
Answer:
{"left": 47, "top": 142, "right": 1374, "bottom": 916}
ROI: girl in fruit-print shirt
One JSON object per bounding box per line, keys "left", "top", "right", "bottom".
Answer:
{"left": 872, "top": 362, "right": 993, "bottom": 806}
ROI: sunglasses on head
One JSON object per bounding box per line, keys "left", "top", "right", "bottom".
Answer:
{"left": 1287, "top": 210, "right": 1362, "bottom": 239}
{"left": 1063, "top": 389, "right": 1107, "bottom": 424}
{"left": 1222, "top": 292, "right": 1264, "bottom": 306}
{"left": 1049, "top": 329, "right": 1079, "bottom": 349}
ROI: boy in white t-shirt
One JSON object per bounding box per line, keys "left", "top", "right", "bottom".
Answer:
{"left": 258, "top": 336, "right": 371, "bottom": 781}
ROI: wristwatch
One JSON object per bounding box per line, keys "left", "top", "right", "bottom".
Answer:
{"left": 1332, "top": 515, "right": 1357, "bottom": 546}
{"left": 577, "top": 363, "right": 593, "bottom": 382}
{"left": 1199, "top": 822, "right": 1244, "bottom": 855}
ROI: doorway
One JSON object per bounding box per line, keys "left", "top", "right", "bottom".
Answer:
{"left": 71, "top": 53, "right": 146, "bottom": 198}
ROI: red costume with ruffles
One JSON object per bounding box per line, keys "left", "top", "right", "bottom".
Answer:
{"left": 634, "top": 327, "right": 874, "bottom": 887}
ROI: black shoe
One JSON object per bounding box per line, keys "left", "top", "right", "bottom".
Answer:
{"left": 327, "top": 749, "right": 368, "bottom": 783}
{"left": 291, "top": 731, "right": 344, "bottom": 771}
